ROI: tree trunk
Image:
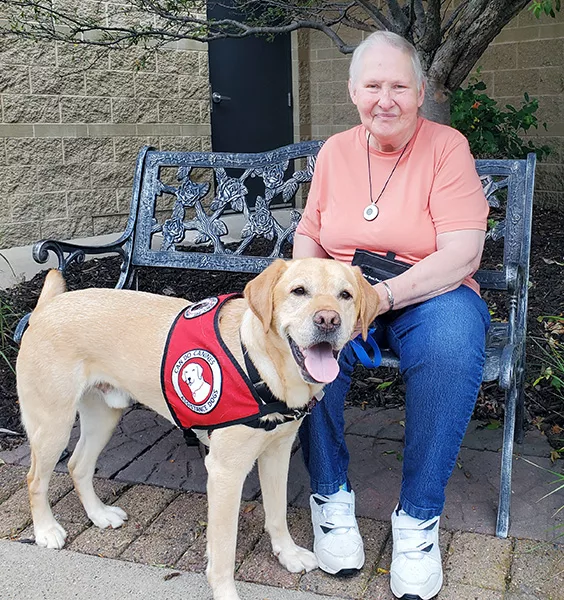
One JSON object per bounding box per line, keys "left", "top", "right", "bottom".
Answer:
{"left": 421, "top": 76, "right": 450, "bottom": 125}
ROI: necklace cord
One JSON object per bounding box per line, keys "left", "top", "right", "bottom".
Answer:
{"left": 366, "top": 133, "right": 409, "bottom": 207}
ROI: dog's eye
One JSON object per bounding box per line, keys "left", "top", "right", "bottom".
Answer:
{"left": 291, "top": 286, "right": 307, "bottom": 296}
{"left": 340, "top": 290, "right": 353, "bottom": 300}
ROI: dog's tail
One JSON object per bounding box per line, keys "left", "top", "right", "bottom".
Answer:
{"left": 35, "top": 269, "right": 67, "bottom": 310}
{"left": 13, "top": 270, "right": 67, "bottom": 345}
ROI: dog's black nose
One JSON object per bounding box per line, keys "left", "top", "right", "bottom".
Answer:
{"left": 313, "top": 310, "right": 341, "bottom": 332}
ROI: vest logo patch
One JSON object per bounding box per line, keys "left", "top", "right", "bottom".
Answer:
{"left": 184, "top": 297, "right": 219, "bottom": 320}
{"left": 172, "top": 349, "right": 222, "bottom": 414}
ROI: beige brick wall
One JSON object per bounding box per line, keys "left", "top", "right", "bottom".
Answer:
{"left": 479, "top": 10, "right": 564, "bottom": 208}
{"left": 302, "top": 28, "right": 364, "bottom": 140}
{"left": 0, "top": 37, "right": 211, "bottom": 249}
{"left": 303, "top": 12, "right": 564, "bottom": 208}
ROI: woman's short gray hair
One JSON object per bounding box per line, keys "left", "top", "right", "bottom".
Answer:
{"left": 349, "top": 31, "right": 425, "bottom": 91}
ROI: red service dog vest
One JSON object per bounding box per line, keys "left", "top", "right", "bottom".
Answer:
{"left": 161, "top": 294, "right": 264, "bottom": 431}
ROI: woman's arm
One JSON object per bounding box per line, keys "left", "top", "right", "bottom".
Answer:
{"left": 374, "top": 229, "right": 485, "bottom": 312}
{"left": 293, "top": 233, "right": 330, "bottom": 259}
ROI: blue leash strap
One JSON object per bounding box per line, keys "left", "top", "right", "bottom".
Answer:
{"left": 349, "top": 328, "right": 382, "bottom": 368}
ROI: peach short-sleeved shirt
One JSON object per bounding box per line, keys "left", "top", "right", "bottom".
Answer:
{"left": 296, "top": 118, "right": 489, "bottom": 294}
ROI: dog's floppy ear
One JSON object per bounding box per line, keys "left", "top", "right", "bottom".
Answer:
{"left": 244, "top": 259, "right": 288, "bottom": 333}
{"left": 353, "top": 266, "right": 380, "bottom": 340}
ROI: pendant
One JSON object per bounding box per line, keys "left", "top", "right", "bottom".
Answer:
{"left": 363, "top": 204, "right": 379, "bottom": 221}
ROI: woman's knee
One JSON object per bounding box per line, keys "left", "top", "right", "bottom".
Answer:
{"left": 391, "top": 288, "right": 489, "bottom": 374}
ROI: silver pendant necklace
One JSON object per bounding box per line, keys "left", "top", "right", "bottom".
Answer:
{"left": 364, "top": 134, "right": 408, "bottom": 221}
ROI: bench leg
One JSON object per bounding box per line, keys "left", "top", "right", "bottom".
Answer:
{"left": 514, "top": 357, "right": 526, "bottom": 445}
{"left": 514, "top": 388, "right": 525, "bottom": 445}
{"left": 116, "top": 263, "right": 136, "bottom": 290}
{"left": 496, "top": 379, "right": 518, "bottom": 538}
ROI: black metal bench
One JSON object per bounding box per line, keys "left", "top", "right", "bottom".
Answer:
{"left": 17, "top": 142, "right": 536, "bottom": 539}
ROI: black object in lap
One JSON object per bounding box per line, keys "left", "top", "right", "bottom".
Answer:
{"left": 351, "top": 249, "right": 412, "bottom": 285}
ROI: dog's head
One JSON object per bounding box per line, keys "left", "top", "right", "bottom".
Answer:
{"left": 182, "top": 363, "right": 204, "bottom": 387}
{"left": 244, "top": 258, "right": 380, "bottom": 384}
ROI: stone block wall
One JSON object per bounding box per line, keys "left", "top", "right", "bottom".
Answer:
{"left": 0, "top": 38, "right": 211, "bottom": 249}
{"left": 479, "top": 10, "right": 564, "bottom": 208}
{"left": 304, "top": 27, "right": 364, "bottom": 140}
{"left": 303, "top": 11, "right": 564, "bottom": 208}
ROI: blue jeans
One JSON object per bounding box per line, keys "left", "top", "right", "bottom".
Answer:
{"left": 299, "top": 285, "right": 491, "bottom": 520}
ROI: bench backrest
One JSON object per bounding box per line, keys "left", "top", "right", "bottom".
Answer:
{"left": 125, "top": 142, "right": 323, "bottom": 280}
{"left": 124, "top": 143, "right": 536, "bottom": 305}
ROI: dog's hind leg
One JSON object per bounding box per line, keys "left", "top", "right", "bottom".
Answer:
{"left": 258, "top": 422, "right": 318, "bottom": 573}
{"left": 68, "top": 388, "right": 128, "bottom": 529}
{"left": 25, "top": 410, "right": 77, "bottom": 549}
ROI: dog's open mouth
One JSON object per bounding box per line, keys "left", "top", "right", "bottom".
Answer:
{"left": 288, "top": 337, "right": 340, "bottom": 384}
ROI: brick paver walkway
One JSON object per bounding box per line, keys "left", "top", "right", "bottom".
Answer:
{"left": 1, "top": 406, "right": 563, "bottom": 599}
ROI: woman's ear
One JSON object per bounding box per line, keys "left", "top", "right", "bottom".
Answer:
{"left": 417, "top": 79, "right": 426, "bottom": 108}
{"left": 348, "top": 78, "right": 358, "bottom": 105}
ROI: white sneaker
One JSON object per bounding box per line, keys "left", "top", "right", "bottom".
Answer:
{"left": 390, "top": 505, "right": 443, "bottom": 600}
{"left": 310, "top": 489, "right": 365, "bottom": 575}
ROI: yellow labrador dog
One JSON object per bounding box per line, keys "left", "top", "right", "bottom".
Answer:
{"left": 16, "top": 257, "right": 379, "bottom": 600}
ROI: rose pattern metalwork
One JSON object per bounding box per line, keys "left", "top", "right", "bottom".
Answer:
{"left": 152, "top": 154, "right": 318, "bottom": 258}
{"left": 482, "top": 174, "right": 510, "bottom": 242}
{"left": 211, "top": 169, "right": 249, "bottom": 213}
{"left": 253, "top": 162, "right": 287, "bottom": 190}
{"left": 241, "top": 197, "right": 275, "bottom": 239}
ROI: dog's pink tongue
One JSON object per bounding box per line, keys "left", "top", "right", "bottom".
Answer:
{"left": 304, "top": 343, "right": 339, "bottom": 383}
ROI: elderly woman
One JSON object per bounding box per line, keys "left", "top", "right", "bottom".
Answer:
{"left": 293, "top": 31, "right": 490, "bottom": 600}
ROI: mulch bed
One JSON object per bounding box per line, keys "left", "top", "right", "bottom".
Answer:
{"left": 1, "top": 206, "right": 563, "bottom": 453}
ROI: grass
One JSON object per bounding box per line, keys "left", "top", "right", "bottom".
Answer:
{"left": 0, "top": 297, "right": 19, "bottom": 375}
{"left": 521, "top": 457, "right": 564, "bottom": 538}
{"left": 526, "top": 314, "right": 564, "bottom": 532}
{"left": 531, "top": 316, "right": 564, "bottom": 403}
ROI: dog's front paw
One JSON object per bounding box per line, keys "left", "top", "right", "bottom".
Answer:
{"left": 35, "top": 521, "right": 67, "bottom": 549}
{"left": 209, "top": 583, "right": 241, "bottom": 600}
{"left": 276, "top": 544, "right": 318, "bottom": 573}
{"left": 88, "top": 504, "right": 128, "bottom": 529}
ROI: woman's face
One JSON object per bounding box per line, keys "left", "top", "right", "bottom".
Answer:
{"left": 348, "top": 43, "right": 425, "bottom": 152}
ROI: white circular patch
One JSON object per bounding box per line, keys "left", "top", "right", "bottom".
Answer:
{"left": 172, "top": 349, "right": 222, "bottom": 414}
{"left": 183, "top": 296, "right": 219, "bottom": 319}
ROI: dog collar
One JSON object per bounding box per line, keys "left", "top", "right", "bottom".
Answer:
{"left": 241, "top": 341, "right": 316, "bottom": 427}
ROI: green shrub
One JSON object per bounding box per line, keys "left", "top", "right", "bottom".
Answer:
{"left": 532, "top": 315, "right": 564, "bottom": 399}
{"left": 450, "top": 77, "right": 552, "bottom": 160}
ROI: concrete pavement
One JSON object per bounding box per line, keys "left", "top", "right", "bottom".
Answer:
{"left": 0, "top": 539, "right": 349, "bottom": 600}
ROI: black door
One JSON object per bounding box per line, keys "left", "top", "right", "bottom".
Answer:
{"left": 207, "top": 1, "right": 294, "bottom": 153}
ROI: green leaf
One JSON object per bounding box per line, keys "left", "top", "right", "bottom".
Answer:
{"left": 485, "top": 419, "right": 501, "bottom": 430}
{"left": 376, "top": 381, "right": 394, "bottom": 391}
{"left": 451, "top": 77, "right": 554, "bottom": 159}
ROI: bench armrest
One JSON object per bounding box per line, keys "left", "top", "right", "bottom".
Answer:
{"left": 505, "top": 262, "right": 522, "bottom": 296}
{"left": 32, "top": 229, "right": 135, "bottom": 290}
{"left": 498, "top": 342, "right": 524, "bottom": 390}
